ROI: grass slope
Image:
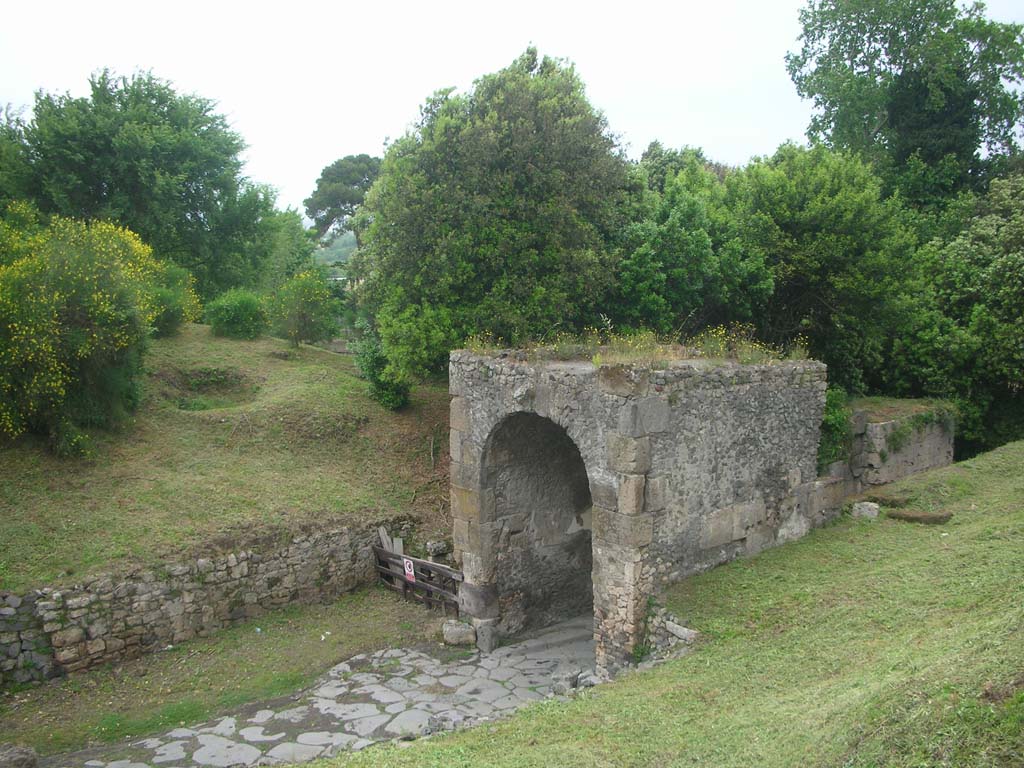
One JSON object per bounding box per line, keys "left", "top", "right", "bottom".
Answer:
{"left": 0, "top": 325, "right": 450, "bottom": 591}
{"left": 326, "top": 441, "right": 1024, "bottom": 768}
{"left": 0, "top": 588, "right": 438, "bottom": 754}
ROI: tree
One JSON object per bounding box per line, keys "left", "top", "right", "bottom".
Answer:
{"left": 304, "top": 154, "right": 381, "bottom": 242}
{"left": 726, "top": 144, "right": 917, "bottom": 391}
{"left": 22, "top": 70, "right": 265, "bottom": 296}
{"left": 352, "top": 48, "right": 631, "bottom": 380}
{"left": 0, "top": 107, "right": 31, "bottom": 208}
{"left": 786, "top": 0, "right": 1024, "bottom": 203}
{"left": 611, "top": 151, "right": 770, "bottom": 333}
{"left": 915, "top": 171, "right": 1024, "bottom": 447}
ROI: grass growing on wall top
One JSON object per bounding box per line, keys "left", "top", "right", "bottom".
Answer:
{"left": 465, "top": 325, "right": 810, "bottom": 367}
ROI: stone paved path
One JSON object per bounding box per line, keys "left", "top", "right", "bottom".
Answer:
{"left": 46, "top": 616, "right": 595, "bottom": 768}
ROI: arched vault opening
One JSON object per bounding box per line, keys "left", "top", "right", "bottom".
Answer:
{"left": 481, "top": 412, "right": 593, "bottom": 636}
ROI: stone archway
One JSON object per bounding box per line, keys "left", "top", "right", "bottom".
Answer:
{"left": 449, "top": 349, "right": 829, "bottom": 675}
{"left": 481, "top": 413, "right": 594, "bottom": 637}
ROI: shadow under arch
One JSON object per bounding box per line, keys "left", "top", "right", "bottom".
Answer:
{"left": 480, "top": 411, "right": 594, "bottom": 637}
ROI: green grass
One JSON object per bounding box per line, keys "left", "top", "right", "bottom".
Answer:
{"left": 0, "top": 588, "right": 439, "bottom": 754}
{"left": 850, "top": 395, "right": 952, "bottom": 423}
{"left": 0, "top": 325, "right": 450, "bottom": 591}
{"left": 322, "top": 441, "right": 1024, "bottom": 768}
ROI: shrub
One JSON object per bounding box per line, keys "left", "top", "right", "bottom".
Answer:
{"left": 818, "top": 386, "right": 852, "bottom": 473}
{"left": 352, "top": 319, "right": 411, "bottom": 410}
{"left": 0, "top": 217, "right": 160, "bottom": 455}
{"left": 205, "top": 289, "right": 267, "bottom": 339}
{"left": 149, "top": 264, "right": 201, "bottom": 337}
{"left": 268, "top": 270, "right": 340, "bottom": 346}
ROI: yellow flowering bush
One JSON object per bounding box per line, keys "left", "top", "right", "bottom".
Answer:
{"left": 268, "top": 270, "right": 340, "bottom": 347}
{"left": 0, "top": 214, "right": 189, "bottom": 455}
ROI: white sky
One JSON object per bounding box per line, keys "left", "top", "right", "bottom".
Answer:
{"left": 2, "top": 0, "right": 1022, "bottom": 215}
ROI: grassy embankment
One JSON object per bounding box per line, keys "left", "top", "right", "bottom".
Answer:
{"left": 324, "top": 441, "right": 1024, "bottom": 768}
{"left": 0, "top": 324, "right": 450, "bottom": 592}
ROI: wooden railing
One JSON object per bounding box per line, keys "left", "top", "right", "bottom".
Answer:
{"left": 373, "top": 532, "right": 462, "bottom": 615}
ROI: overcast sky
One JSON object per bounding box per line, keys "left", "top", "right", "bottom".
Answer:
{"left": 3, "top": 0, "right": 1022, "bottom": 215}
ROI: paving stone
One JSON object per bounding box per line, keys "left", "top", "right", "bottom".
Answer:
{"left": 352, "top": 684, "right": 405, "bottom": 704}
{"left": 191, "top": 735, "right": 261, "bottom": 767}
{"left": 513, "top": 686, "right": 544, "bottom": 701}
{"left": 198, "top": 717, "right": 237, "bottom": 737}
{"left": 349, "top": 672, "right": 379, "bottom": 684}
{"left": 312, "top": 700, "right": 380, "bottom": 720}
{"left": 294, "top": 732, "right": 333, "bottom": 746}
{"left": 488, "top": 665, "right": 518, "bottom": 682}
{"left": 384, "top": 709, "right": 430, "bottom": 738}
{"left": 151, "top": 741, "right": 187, "bottom": 764}
{"left": 457, "top": 700, "right": 495, "bottom": 718}
{"left": 247, "top": 711, "right": 274, "bottom": 725}
{"left": 384, "top": 676, "right": 417, "bottom": 692}
{"left": 265, "top": 743, "right": 323, "bottom": 763}
{"left": 313, "top": 682, "right": 348, "bottom": 699}
{"left": 437, "top": 674, "right": 470, "bottom": 688}
{"left": 491, "top": 694, "right": 520, "bottom": 710}
{"left": 384, "top": 702, "right": 407, "bottom": 714}
{"left": 455, "top": 678, "right": 510, "bottom": 703}
{"left": 411, "top": 700, "right": 451, "bottom": 713}
{"left": 272, "top": 706, "right": 310, "bottom": 723}
{"left": 410, "top": 674, "right": 437, "bottom": 686}
{"left": 239, "top": 726, "right": 286, "bottom": 743}
{"left": 345, "top": 714, "right": 392, "bottom": 737}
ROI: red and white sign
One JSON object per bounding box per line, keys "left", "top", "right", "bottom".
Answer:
{"left": 402, "top": 557, "right": 416, "bottom": 584}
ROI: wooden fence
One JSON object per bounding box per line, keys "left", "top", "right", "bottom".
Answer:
{"left": 373, "top": 528, "right": 462, "bottom": 615}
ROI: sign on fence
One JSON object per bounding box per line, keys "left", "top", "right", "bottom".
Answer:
{"left": 402, "top": 557, "right": 416, "bottom": 584}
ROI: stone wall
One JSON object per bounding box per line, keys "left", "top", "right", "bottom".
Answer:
{"left": 817, "top": 408, "right": 955, "bottom": 499}
{"left": 1, "top": 525, "right": 379, "bottom": 688}
{"left": 449, "top": 352, "right": 829, "bottom": 673}
{"left": 450, "top": 352, "right": 955, "bottom": 675}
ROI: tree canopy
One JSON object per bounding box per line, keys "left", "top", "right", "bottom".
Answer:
{"left": 786, "top": 0, "right": 1024, "bottom": 203}
{"left": 352, "top": 48, "right": 632, "bottom": 380}
{"left": 304, "top": 154, "right": 381, "bottom": 241}
{"left": 19, "top": 70, "right": 274, "bottom": 296}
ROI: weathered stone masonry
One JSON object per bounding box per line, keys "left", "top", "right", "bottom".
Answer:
{"left": 1, "top": 525, "right": 378, "bottom": 687}
{"left": 449, "top": 352, "right": 831, "bottom": 674}
{"left": 449, "top": 352, "right": 955, "bottom": 675}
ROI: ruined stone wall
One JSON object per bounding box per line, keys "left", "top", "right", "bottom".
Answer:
{"left": 1, "top": 526, "right": 377, "bottom": 688}
{"left": 643, "top": 365, "right": 827, "bottom": 585}
{"left": 449, "top": 352, "right": 828, "bottom": 673}
{"left": 816, "top": 409, "right": 955, "bottom": 500}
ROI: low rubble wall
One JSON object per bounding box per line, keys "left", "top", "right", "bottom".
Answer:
{"left": 1, "top": 525, "right": 378, "bottom": 688}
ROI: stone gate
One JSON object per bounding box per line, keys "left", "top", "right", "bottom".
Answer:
{"left": 449, "top": 351, "right": 830, "bottom": 674}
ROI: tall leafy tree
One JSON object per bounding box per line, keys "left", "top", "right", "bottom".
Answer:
{"left": 352, "top": 48, "right": 631, "bottom": 380}
{"left": 304, "top": 154, "right": 381, "bottom": 241}
{"left": 22, "top": 70, "right": 263, "bottom": 295}
{"left": 611, "top": 149, "right": 770, "bottom": 332}
{"left": 726, "top": 144, "right": 917, "bottom": 391}
{"left": 0, "top": 107, "right": 31, "bottom": 208}
{"left": 786, "top": 0, "right": 1024, "bottom": 203}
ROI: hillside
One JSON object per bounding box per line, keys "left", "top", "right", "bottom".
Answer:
{"left": 328, "top": 441, "right": 1024, "bottom": 768}
{"left": 0, "top": 325, "right": 450, "bottom": 592}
